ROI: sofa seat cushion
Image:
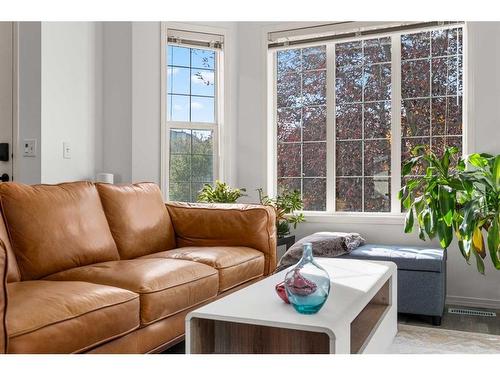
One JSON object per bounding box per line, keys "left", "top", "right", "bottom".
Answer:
{"left": 0, "top": 181, "right": 120, "bottom": 280}
{"left": 96, "top": 183, "right": 176, "bottom": 259}
{"left": 141, "top": 247, "right": 265, "bottom": 292}
{"left": 45, "top": 258, "right": 219, "bottom": 326}
{"left": 342, "top": 244, "right": 446, "bottom": 272}
{"left": 7, "top": 280, "right": 139, "bottom": 353}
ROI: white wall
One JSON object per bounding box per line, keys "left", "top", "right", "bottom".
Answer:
{"left": 236, "top": 22, "right": 500, "bottom": 308}
{"left": 102, "top": 22, "right": 132, "bottom": 183}
{"left": 40, "top": 22, "right": 102, "bottom": 183}
{"left": 101, "top": 21, "right": 159, "bottom": 184}
{"left": 131, "top": 22, "right": 162, "bottom": 183}
{"left": 236, "top": 22, "right": 272, "bottom": 196}
{"left": 16, "top": 22, "right": 41, "bottom": 184}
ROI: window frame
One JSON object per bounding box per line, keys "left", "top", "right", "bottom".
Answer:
{"left": 266, "top": 22, "right": 469, "bottom": 223}
{"left": 161, "top": 22, "right": 230, "bottom": 201}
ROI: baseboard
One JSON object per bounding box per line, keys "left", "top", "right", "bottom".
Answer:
{"left": 446, "top": 295, "right": 500, "bottom": 310}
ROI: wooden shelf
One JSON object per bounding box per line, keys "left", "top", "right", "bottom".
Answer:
{"left": 350, "top": 279, "right": 390, "bottom": 353}
{"left": 190, "top": 318, "right": 330, "bottom": 354}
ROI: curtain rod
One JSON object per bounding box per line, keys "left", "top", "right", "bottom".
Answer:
{"left": 167, "top": 37, "right": 223, "bottom": 50}
{"left": 268, "top": 21, "right": 463, "bottom": 49}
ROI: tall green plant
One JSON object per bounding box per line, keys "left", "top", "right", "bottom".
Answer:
{"left": 399, "top": 146, "right": 500, "bottom": 273}
{"left": 257, "top": 188, "right": 305, "bottom": 238}
{"left": 197, "top": 180, "right": 247, "bottom": 203}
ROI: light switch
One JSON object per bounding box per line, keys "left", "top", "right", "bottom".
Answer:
{"left": 63, "top": 142, "right": 71, "bottom": 159}
{"left": 23, "top": 139, "right": 37, "bottom": 157}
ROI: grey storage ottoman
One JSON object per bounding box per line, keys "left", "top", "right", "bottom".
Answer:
{"left": 341, "top": 244, "right": 447, "bottom": 325}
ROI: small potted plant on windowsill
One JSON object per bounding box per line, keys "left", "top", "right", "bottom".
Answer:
{"left": 197, "top": 180, "right": 247, "bottom": 203}
{"left": 399, "top": 145, "right": 500, "bottom": 274}
{"left": 257, "top": 188, "right": 305, "bottom": 239}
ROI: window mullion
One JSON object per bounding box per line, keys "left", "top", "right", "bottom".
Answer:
{"left": 326, "top": 43, "right": 336, "bottom": 213}
{"left": 212, "top": 52, "right": 220, "bottom": 181}
{"left": 361, "top": 42, "right": 365, "bottom": 212}
{"left": 390, "top": 35, "right": 402, "bottom": 214}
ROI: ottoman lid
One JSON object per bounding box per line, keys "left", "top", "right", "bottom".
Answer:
{"left": 344, "top": 244, "right": 446, "bottom": 272}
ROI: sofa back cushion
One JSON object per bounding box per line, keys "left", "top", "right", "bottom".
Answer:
{"left": 166, "top": 202, "right": 277, "bottom": 274}
{"left": 96, "top": 183, "right": 176, "bottom": 259}
{"left": 0, "top": 182, "right": 120, "bottom": 280}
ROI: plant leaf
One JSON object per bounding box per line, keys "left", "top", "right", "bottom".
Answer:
{"left": 404, "top": 209, "right": 414, "bottom": 233}
{"left": 442, "top": 147, "right": 451, "bottom": 172}
{"left": 493, "top": 155, "right": 500, "bottom": 189}
{"left": 437, "top": 219, "right": 453, "bottom": 249}
{"left": 487, "top": 214, "right": 500, "bottom": 270}
{"left": 473, "top": 247, "right": 485, "bottom": 275}
{"left": 423, "top": 209, "right": 436, "bottom": 239}
{"left": 468, "top": 153, "right": 489, "bottom": 168}
{"left": 472, "top": 225, "right": 486, "bottom": 259}
{"left": 459, "top": 201, "right": 476, "bottom": 237}
{"left": 418, "top": 227, "right": 426, "bottom": 241}
{"left": 397, "top": 186, "right": 406, "bottom": 200}
{"left": 438, "top": 185, "right": 454, "bottom": 227}
{"left": 403, "top": 195, "right": 411, "bottom": 210}
{"left": 463, "top": 237, "right": 473, "bottom": 261}
{"left": 457, "top": 239, "right": 471, "bottom": 264}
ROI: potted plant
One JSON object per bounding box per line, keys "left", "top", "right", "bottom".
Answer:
{"left": 197, "top": 180, "right": 247, "bottom": 203}
{"left": 257, "top": 188, "right": 305, "bottom": 238}
{"left": 399, "top": 145, "right": 500, "bottom": 273}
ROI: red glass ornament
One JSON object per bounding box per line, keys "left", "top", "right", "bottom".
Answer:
{"left": 275, "top": 281, "right": 290, "bottom": 304}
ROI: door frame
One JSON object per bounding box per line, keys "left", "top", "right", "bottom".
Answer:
{"left": 11, "top": 22, "right": 19, "bottom": 182}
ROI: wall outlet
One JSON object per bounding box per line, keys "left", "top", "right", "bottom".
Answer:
{"left": 63, "top": 142, "right": 71, "bottom": 159}
{"left": 23, "top": 139, "right": 37, "bottom": 157}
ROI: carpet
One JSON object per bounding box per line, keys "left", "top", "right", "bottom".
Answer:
{"left": 389, "top": 324, "right": 500, "bottom": 354}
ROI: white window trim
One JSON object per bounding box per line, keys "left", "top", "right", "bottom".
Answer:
{"left": 264, "top": 22, "right": 470, "bottom": 225}
{"left": 160, "top": 22, "right": 231, "bottom": 200}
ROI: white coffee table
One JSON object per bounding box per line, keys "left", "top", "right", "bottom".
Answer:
{"left": 186, "top": 258, "right": 397, "bottom": 354}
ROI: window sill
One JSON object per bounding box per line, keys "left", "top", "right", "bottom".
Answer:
{"left": 300, "top": 212, "right": 406, "bottom": 225}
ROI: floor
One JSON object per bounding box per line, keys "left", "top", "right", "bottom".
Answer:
{"left": 164, "top": 304, "right": 499, "bottom": 354}
{"left": 165, "top": 340, "right": 185, "bottom": 354}
{"left": 399, "top": 305, "right": 500, "bottom": 336}
{"left": 390, "top": 323, "right": 500, "bottom": 354}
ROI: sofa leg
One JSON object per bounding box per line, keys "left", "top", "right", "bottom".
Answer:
{"left": 432, "top": 316, "right": 442, "bottom": 326}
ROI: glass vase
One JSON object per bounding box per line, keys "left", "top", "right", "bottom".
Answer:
{"left": 284, "top": 242, "right": 330, "bottom": 314}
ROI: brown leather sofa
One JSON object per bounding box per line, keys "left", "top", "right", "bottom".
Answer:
{"left": 0, "top": 181, "right": 276, "bottom": 354}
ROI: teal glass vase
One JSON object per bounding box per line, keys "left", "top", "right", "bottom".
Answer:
{"left": 284, "top": 242, "right": 330, "bottom": 314}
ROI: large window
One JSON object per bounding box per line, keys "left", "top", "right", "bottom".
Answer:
{"left": 272, "top": 24, "right": 464, "bottom": 214}
{"left": 164, "top": 28, "right": 223, "bottom": 202}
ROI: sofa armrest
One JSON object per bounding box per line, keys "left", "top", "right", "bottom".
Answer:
{"left": 166, "top": 202, "right": 277, "bottom": 275}
{"left": 0, "top": 239, "right": 8, "bottom": 353}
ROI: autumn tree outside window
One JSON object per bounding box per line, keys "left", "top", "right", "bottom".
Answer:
{"left": 272, "top": 24, "right": 464, "bottom": 214}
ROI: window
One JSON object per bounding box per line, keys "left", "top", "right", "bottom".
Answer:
{"left": 163, "top": 27, "right": 224, "bottom": 202}
{"left": 401, "top": 29, "right": 463, "bottom": 187}
{"left": 271, "top": 24, "right": 464, "bottom": 214}
{"left": 276, "top": 46, "right": 327, "bottom": 211}
{"left": 335, "top": 37, "right": 392, "bottom": 212}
